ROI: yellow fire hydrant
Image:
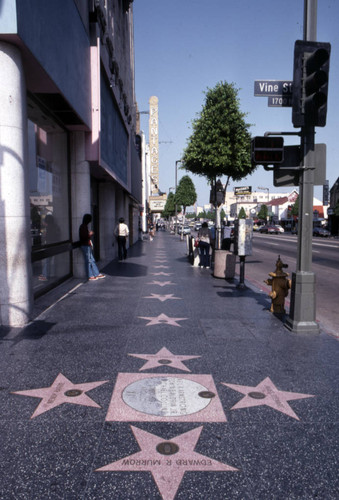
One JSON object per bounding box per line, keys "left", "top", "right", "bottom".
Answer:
{"left": 264, "top": 255, "right": 292, "bottom": 314}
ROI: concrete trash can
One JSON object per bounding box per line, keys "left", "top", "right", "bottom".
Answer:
{"left": 213, "top": 250, "right": 236, "bottom": 279}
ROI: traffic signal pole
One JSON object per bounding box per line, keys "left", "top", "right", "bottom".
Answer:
{"left": 286, "top": 0, "right": 319, "bottom": 333}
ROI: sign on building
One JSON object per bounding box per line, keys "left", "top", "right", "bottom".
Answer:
{"left": 149, "top": 96, "right": 159, "bottom": 195}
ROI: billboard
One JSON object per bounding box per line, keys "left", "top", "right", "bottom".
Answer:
{"left": 234, "top": 186, "right": 252, "bottom": 196}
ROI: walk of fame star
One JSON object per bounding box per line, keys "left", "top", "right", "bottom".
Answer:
{"left": 138, "top": 313, "right": 188, "bottom": 327}
{"left": 146, "top": 281, "right": 175, "bottom": 287}
{"left": 154, "top": 259, "right": 168, "bottom": 263}
{"left": 143, "top": 293, "right": 181, "bottom": 302}
{"left": 96, "top": 425, "right": 237, "bottom": 500}
{"left": 153, "top": 265, "right": 169, "bottom": 269}
{"left": 12, "top": 373, "right": 108, "bottom": 418}
{"left": 221, "top": 376, "right": 315, "bottom": 420}
{"left": 150, "top": 272, "right": 172, "bottom": 276}
{"left": 128, "top": 347, "right": 200, "bottom": 372}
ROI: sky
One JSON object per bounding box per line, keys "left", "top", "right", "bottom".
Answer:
{"left": 133, "top": 0, "right": 339, "bottom": 206}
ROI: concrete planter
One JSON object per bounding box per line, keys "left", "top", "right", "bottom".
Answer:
{"left": 213, "top": 250, "right": 236, "bottom": 279}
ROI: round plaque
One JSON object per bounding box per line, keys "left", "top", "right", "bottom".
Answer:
{"left": 156, "top": 442, "right": 179, "bottom": 455}
{"left": 64, "top": 389, "right": 83, "bottom": 397}
{"left": 122, "top": 377, "right": 212, "bottom": 416}
{"left": 248, "top": 391, "right": 266, "bottom": 400}
{"left": 158, "top": 359, "right": 172, "bottom": 365}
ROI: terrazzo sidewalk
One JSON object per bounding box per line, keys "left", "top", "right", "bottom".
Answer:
{"left": 0, "top": 231, "right": 338, "bottom": 499}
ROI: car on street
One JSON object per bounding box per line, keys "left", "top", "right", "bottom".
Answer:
{"left": 259, "top": 224, "right": 281, "bottom": 235}
{"left": 275, "top": 224, "right": 285, "bottom": 233}
{"left": 178, "top": 225, "right": 191, "bottom": 235}
{"left": 194, "top": 222, "right": 202, "bottom": 231}
{"left": 313, "top": 227, "right": 330, "bottom": 237}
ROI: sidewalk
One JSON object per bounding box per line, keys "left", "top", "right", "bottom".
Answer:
{"left": 0, "top": 231, "right": 338, "bottom": 499}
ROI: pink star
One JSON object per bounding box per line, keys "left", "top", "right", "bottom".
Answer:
{"left": 96, "top": 425, "right": 237, "bottom": 500}
{"left": 153, "top": 265, "right": 170, "bottom": 269}
{"left": 128, "top": 347, "right": 201, "bottom": 372}
{"left": 221, "top": 376, "right": 315, "bottom": 420}
{"left": 146, "top": 281, "right": 175, "bottom": 287}
{"left": 138, "top": 313, "right": 188, "bottom": 327}
{"left": 12, "top": 373, "right": 108, "bottom": 419}
{"left": 143, "top": 293, "right": 181, "bottom": 302}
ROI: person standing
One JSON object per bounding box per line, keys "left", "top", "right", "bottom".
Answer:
{"left": 114, "top": 217, "right": 129, "bottom": 260}
{"left": 198, "top": 222, "right": 211, "bottom": 269}
{"left": 79, "top": 214, "right": 105, "bottom": 281}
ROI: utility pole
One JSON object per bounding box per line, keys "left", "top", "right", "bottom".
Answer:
{"left": 286, "top": 0, "right": 319, "bottom": 333}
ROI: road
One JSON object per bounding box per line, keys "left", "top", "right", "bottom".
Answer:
{"left": 244, "top": 232, "right": 339, "bottom": 337}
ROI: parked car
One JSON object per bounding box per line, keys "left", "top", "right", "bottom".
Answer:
{"left": 275, "top": 224, "right": 285, "bottom": 233}
{"left": 194, "top": 222, "right": 202, "bottom": 231}
{"left": 259, "top": 224, "right": 281, "bottom": 235}
{"left": 313, "top": 227, "right": 330, "bottom": 237}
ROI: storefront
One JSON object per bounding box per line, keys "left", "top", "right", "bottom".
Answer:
{"left": 27, "top": 99, "right": 72, "bottom": 297}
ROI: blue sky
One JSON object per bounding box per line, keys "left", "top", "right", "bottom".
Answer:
{"left": 133, "top": 0, "right": 339, "bottom": 206}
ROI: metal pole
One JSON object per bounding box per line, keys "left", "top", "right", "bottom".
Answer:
{"left": 286, "top": 0, "right": 319, "bottom": 333}
{"left": 175, "top": 160, "right": 180, "bottom": 235}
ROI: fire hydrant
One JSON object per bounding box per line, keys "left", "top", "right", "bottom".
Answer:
{"left": 264, "top": 255, "right": 291, "bottom": 314}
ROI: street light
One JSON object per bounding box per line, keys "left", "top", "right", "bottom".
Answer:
{"left": 257, "top": 186, "right": 270, "bottom": 202}
{"left": 175, "top": 160, "right": 183, "bottom": 234}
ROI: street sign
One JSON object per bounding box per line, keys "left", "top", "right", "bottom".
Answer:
{"left": 254, "top": 80, "right": 293, "bottom": 97}
{"left": 268, "top": 96, "right": 293, "bottom": 107}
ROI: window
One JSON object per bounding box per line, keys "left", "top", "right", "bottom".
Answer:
{"left": 28, "top": 118, "right": 71, "bottom": 294}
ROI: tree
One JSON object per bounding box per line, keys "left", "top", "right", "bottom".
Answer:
{"left": 238, "top": 207, "right": 247, "bottom": 219}
{"left": 291, "top": 196, "right": 299, "bottom": 217}
{"left": 182, "top": 81, "right": 255, "bottom": 186}
{"left": 175, "top": 175, "right": 197, "bottom": 216}
{"left": 162, "top": 192, "right": 176, "bottom": 218}
{"left": 258, "top": 204, "right": 268, "bottom": 221}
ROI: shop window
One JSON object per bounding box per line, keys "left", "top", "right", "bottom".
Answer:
{"left": 27, "top": 118, "right": 71, "bottom": 293}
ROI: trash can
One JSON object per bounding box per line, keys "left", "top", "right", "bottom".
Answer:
{"left": 213, "top": 250, "right": 236, "bottom": 279}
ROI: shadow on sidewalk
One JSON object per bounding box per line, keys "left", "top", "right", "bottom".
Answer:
{"left": 102, "top": 261, "right": 148, "bottom": 278}
{"left": 215, "top": 281, "right": 287, "bottom": 324}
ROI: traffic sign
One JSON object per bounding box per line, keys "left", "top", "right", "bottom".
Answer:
{"left": 251, "top": 136, "right": 284, "bottom": 164}
{"left": 268, "top": 96, "right": 292, "bottom": 107}
{"left": 254, "top": 80, "right": 293, "bottom": 96}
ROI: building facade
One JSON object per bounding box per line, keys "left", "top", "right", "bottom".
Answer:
{"left": 0, "top": 0, "right": 141, "bottom": 326}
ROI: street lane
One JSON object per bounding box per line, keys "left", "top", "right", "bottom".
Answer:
{"left": 244, "top": 233, "right": 339, "bottom": 337}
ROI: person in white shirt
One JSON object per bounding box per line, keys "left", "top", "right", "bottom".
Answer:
{"left": 114, "top": 217, "right": 129, "bottom": 260}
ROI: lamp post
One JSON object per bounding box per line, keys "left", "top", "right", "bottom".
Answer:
{"left": 257, "top": 186, "right": 269, "bottom": 203}
{"left": 175, "top": 160, "right": 182, "bottom": 234}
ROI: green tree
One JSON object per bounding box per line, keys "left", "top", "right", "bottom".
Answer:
{"left": 258, "top": 204, "right": 268, "bottom": 220}
{"left": 238, "top": 207, "right": 247, "bottom": 219}
{"left": 175, "top": 175, "right": 197, "bottom": 216}
{"left": 162, "top": 192, "right": 176, "bottom": 218}
{"left": 182, "top": 81, "right": 255, "bottom": 188}
{"left": 291, "top": 196, "right": 299, "bottom": 217}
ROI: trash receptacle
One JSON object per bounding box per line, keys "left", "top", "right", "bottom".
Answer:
{"left": 213, "top": 249, "right": 236, "bottom": 279}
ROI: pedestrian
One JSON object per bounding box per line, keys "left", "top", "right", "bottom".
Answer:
{"left": 114, "top": 217, "right": 129, "bottom": 260}
{"left": 198, "top": 222, "right": 211, "bottom": 268}
{"left": 79, "top": 213, "right": 105, "bottom": 281}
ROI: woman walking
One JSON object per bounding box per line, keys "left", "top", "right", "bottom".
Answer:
{"left": 198, "top": 222, "right": 211, "bottom": 269}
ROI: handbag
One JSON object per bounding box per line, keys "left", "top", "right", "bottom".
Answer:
{"left": 194, "top": 239, "right": 199, "bottom": 248}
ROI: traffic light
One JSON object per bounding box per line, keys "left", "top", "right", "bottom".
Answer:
{"left": 292, "top": 40, "right": 331, "bottom": 128}
{"left": 251, "top": 136, "right": 284, "bottom": 165}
